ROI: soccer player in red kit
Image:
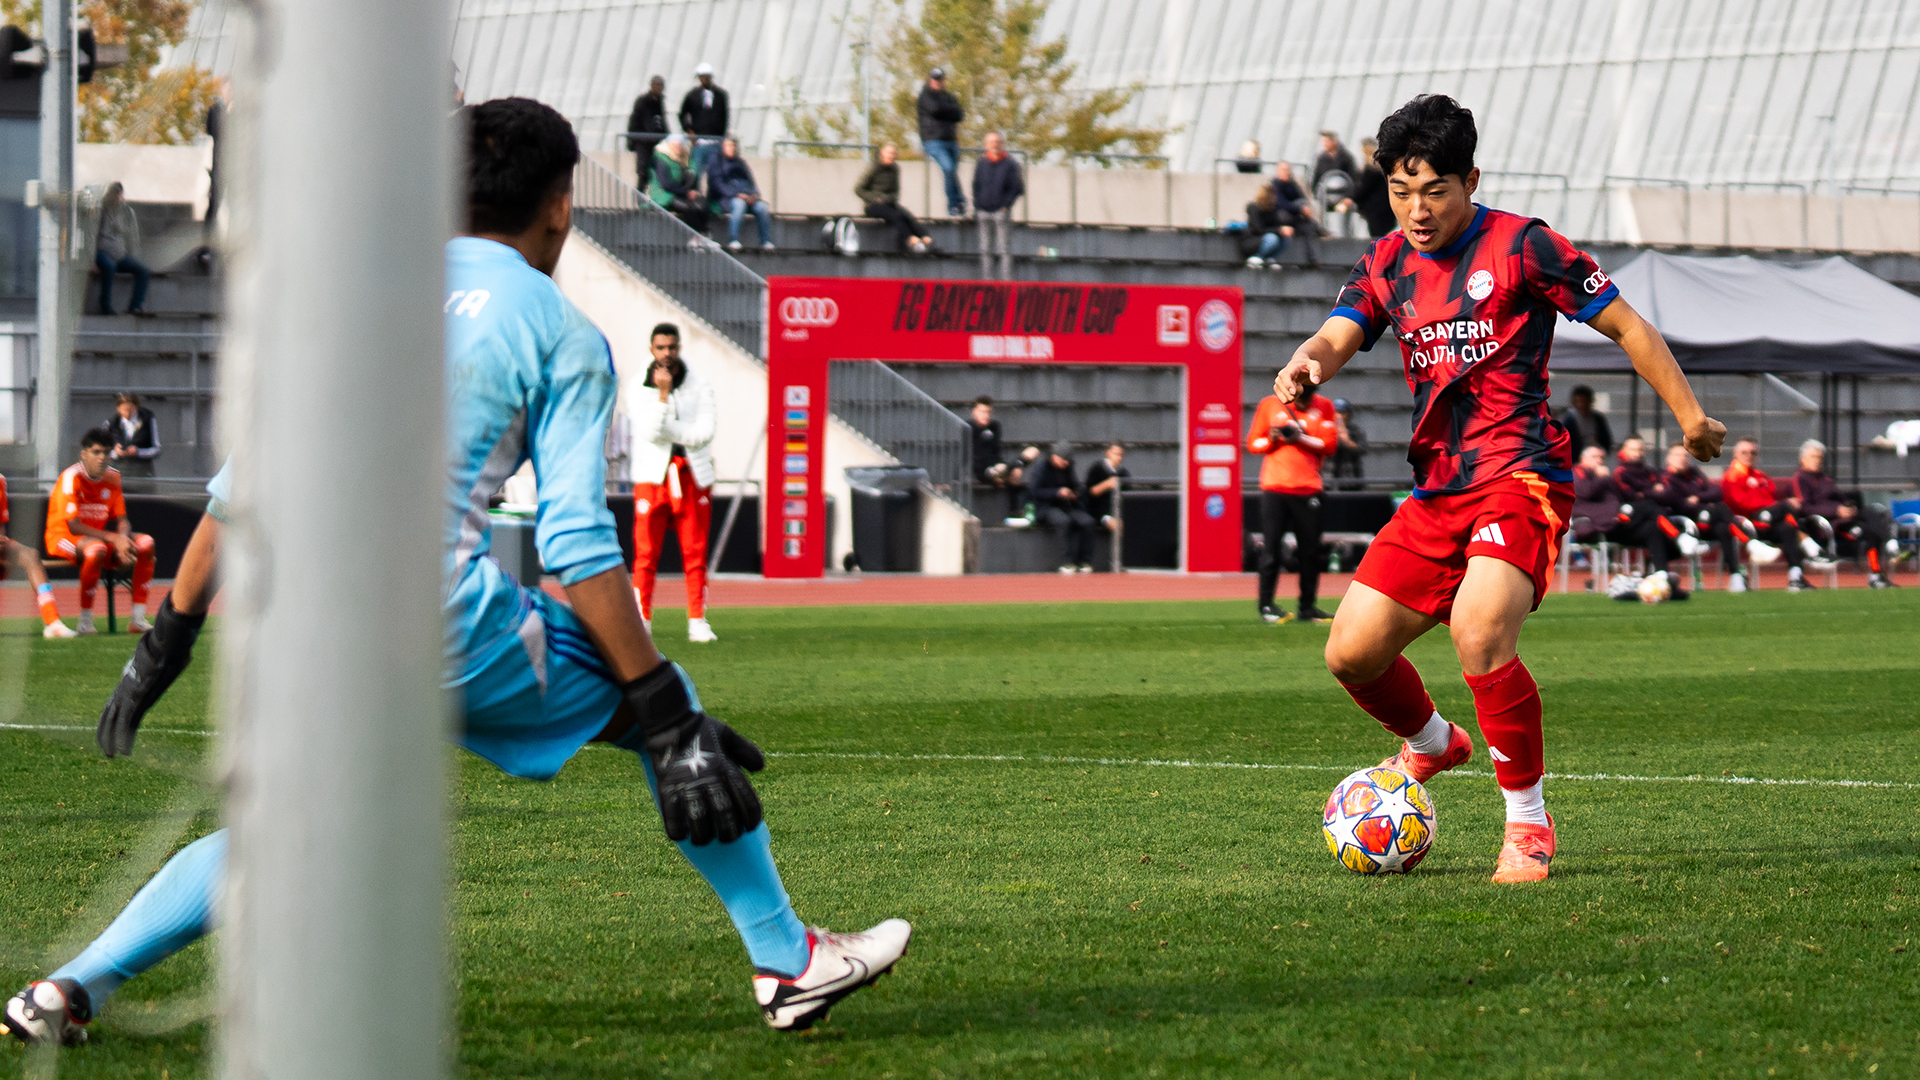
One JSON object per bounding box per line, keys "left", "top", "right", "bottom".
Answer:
{"left": 1274, "top": 96, "right": 1725, "bottom": 882}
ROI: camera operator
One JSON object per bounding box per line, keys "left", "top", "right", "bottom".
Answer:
{"left": 1247, "top": 380, "right": 1338, "bottom": 623}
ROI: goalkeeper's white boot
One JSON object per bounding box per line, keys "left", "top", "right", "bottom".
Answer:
{"left": 3, "top": 979, "right": 92, "bottom": 1046}
{"left": 755, "top": 919, "right": 912, "bottom": 1031}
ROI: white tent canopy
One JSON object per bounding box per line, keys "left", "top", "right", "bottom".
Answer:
{"left": 1552, "top": 252, "right": 1920, "bottom": 375}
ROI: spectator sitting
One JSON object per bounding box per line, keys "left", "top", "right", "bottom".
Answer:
{"left": 1560, "top": 385, "right": 1614, "bottom": 455}
{"left": 1339, "top": 137, "right": 1395, "bottom": 239}
{"left": 94, "top": 182, "right": 150, "bottom": 316}
{"left": 1612, "top": 436, "right": 1659, "bottom": 505}
{"left": 966, "top": 395, "right": 1025, "bottom": 520}
{"left": 1610, "top": 435, "right": 1694, "bottom": 566}
{"left": 104, "top": 392, "right": 161, "bottom": 480}
{"left": 1267, "top": 162, "right": 1321, "bottom": 266}
{"left": 1787, "top": 439, "right": 1897, "bottom": 589}
{"left": 1239, "top": 184, "right": 1291, "bottom": 269}
{"left": 45, "top": 427, "right": 158, "bottom": 634}
{"left": 1085, "top": 442, "right": 1129, "bottom": 532}
{"left": 916, "top": 68, "right": 966, "bottom": 217}
{"left": 1720, "top": 437, "right": 1801, "bottom": 582}
{"left": 1329, "top": 397, "right": 1367, "bottom": 490}
{"left": 856, "top": 144, "right": 933, "bottom": 254}
{"left": 1027, "top": 440, "right": 1095, "bottom": 573}
{"left": 647, "top": 136, "right": 710, "bottom": 234}
{"left": 625, "top": 75, "right": 669, "bottom": 159}
{"left": 679, "top": 62, "right": 729, "bottom": 176}
{"left": 1233, "top": 138, "right": 1264, "bottom": 174}
{"left": 708, "top": 136, "right": 773, "bottom": 251}
{"left": 1571, "top": 444, "right": 1675, "bottom": 580}
{"left": 973, "top": 131, "right": 1023, "bottom": 280}
{"left": 1652, "top": 441, "right": 1754, "bottom": 592}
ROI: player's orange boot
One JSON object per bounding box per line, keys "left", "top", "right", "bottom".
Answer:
{"left": 1491, "top": 814, "right": 1556, "bottom": 883}
{"left": 1377, "top": 721, "right": 1473, "bottom": 783}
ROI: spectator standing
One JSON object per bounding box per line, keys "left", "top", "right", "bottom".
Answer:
{"left": 708, "top": 136, "right": 774, "bottom": 251}
{"left": 1312, "top": 130, "right": 1357, "bottom": 232}
{"left": 1342, "top": 137, "right": 1396, "bottom": 239}
{"left": 203, "top": 95, "right": 224, "bottom": 244}
{"left": 647, "top": 136, "right": 710, "bottom": 233}
{"left": 1267, "top": 162, "right": 1321, "bottom": 266}
{"left": 625, "top": 75, "right": 670, "bottom": 161}
{"left": 967, "top": 395, "right": 1025, "bottom": 519}
{"left": 103, "top": 393, "right": 160, "bottom": 479}
{"left": 94, "top": 182, "right": 150, "bottom": 316}
{"left": 1788, "top": 440, "right": 1896, "bottom": 589}
{"left": 856, "top": 144, "right": 933, "bottom": 253}
{"left": 1559, "top": 385, "right": 1614, "bottom": 455}
{"left": 1312, "top": 130, "right": 1357, "bottom": 189}
{"left": 1085, "top": 442, "right": 1129, "bottom": 535}
{"left": 1652, "top": 442, "right": 1752, "bottom": 591}
{"left": 1027, "top": 440, "right": 1096, "bottom": 573}
{"left": 917, "top": 68, "right": 967, "bottom": 217}
{"left": 679, "top": 62, "right": 729, "bottom": 177}
{"left": 628, "top": 323, "right": 721, "bottom": 642}
{"left": 45, "top": 428, "right": 157, "bottom": 634}
{"left": 1239, "top": 185, "right": 1291, "bottom": 268}
{"left": 1330, "top": 397, "right": 1367, "bottom": 489}
{"left": 0, "top": 472, "right": 77, "bottom": 637}
{"left": 1246, "top": 381, "right": 1338, "bottom": 623}
{"left": 973, "top": 131, "right": 1022, "bottom": 279}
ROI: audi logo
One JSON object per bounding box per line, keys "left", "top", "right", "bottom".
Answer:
{"left": 779, "top": 297, "right": 839, "bottom": 327}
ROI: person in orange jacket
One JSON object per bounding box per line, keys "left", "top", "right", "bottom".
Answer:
{"left": 1247, "top": 381, "right": 1339, "bottom": 622}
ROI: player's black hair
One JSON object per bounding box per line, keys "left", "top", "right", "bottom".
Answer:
{"left": 80, "top": 427, "right": 114, "bottom": 451}
{"left": 463, "top": 97, "right": 580, "bottom": 235}
{"left": 1570, "top": 384, "right": 1595, "bottom": 399}
{"left": 651, "top": 323, "right": 682, "bottom": 342}
{"left": 1373, "top": 94, "right": 1477, "bottom": 181}
{"left": 972, "top": 394, "right": 994, "bottom": 408}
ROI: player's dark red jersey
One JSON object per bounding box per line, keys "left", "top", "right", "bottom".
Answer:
{"left": 1331, "top": 205, "right": 1619, "bottom": 496}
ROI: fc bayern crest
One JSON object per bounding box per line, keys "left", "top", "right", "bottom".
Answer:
{"left": 1197, "top": 299, "right": 1236, "bottom": 352}
{"left": 1467, "top": 269, "right": 1494, "bottom": 301}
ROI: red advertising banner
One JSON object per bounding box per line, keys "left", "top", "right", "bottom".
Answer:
{"left": 765, "top": 276, "right": 1243, "bottom": 578}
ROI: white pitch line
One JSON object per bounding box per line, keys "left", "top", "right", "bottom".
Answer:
{"left": 7, "top": 725, "right": 1910, "bottom": 791}
{"left": 765, "top": 751, "right": 1920, "bottom": 791}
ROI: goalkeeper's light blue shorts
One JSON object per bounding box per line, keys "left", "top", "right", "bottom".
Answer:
{"left": 455, "top": 587, "right": 624, "bottom": 781}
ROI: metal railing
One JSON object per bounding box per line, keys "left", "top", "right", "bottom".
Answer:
{"left": 1068, "top": 152, "right": 1172, "bottom": 226}
{"left": 1594, "top": 175, "right": 1693, "bottom": 245}
{"left": 829, "top": 359, "right": 973, "bottom": 512}
{"left": 570, "top": 154, "right": 767, "bottom": 358}
{"left": 1703, "top": 180, "right": 1808, "bottom": 249}
{"left": 1478, "top": 171, "right": 1573, "bottom": 228}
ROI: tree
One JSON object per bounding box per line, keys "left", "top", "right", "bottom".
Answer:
{"left": 0, "top": 0, "right": 220, "bottom": 145}
{"left": 780, "top": 0, "right": 1170, "bottom": 164}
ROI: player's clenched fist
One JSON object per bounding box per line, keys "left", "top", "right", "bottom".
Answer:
{"left": 620, "top": 660, "right": 765, "bottom": 845}
{"left": 1684, "top": 416, "right": 1727, "bottom": 462}
{"left": 1273, "top": 355, "right": 1323, "bottom": 404}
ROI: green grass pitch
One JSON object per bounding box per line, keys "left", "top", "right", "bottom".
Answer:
{"left": 2, "top": 589, "right": 1917, "bottom": 1078}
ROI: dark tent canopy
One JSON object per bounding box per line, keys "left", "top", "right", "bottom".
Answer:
{"left": 1551, "top": 252, "right": 1920, "bottom": 375}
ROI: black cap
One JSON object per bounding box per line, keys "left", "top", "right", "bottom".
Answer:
{"left": 929, "top": 67, "right": 945, "bottom": 79}
{"left": 1332, "top": 397, "right": 1351, "bottom": 413}
{"left": 1050, "top": 439, "right": 1073, "bottom": 460}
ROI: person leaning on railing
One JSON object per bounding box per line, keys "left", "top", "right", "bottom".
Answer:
{"left": 647, "top": 135, "right": 710, "bottom": 234}
{"left": 855, "top": 144, "right": 933, "bottom": 254}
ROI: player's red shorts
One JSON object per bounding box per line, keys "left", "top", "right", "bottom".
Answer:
{"left": 1352, "top": 471, "right": 1574, "bottom": 623}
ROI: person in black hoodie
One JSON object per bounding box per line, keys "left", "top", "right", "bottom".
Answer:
{"left": 679, "top": 63, "right": 729, "bottom": 177}
{"left": 1787, "top": 440, "right": 1896, "bottom": 589}
{"left": 626, "top": 75, "right": 669, "bottom": 160}
{"left": 1266, "top": 161, "right": 1321, "bottom": 266}
{"left": 917, "top": 68, "right": 967, "bottom": 217}
{"left": 972, "top": 131, "right": 1022, "bottom": 279}
{"left": 1027, "top": 440, "right": 1096, "bottom": 572}
{"left": 1339, "top": 138, "right": 1396, "bottom": 239}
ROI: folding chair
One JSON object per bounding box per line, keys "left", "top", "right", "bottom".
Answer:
{"left": 1557, "top": 517, "right": 1613, "bottom": 594}
{"left": 40, "top": 555, "right": 134, "bottom": 633}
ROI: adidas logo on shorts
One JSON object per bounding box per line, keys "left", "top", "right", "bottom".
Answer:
{"left": 1472, "top": 522, "right": 1509, "bottom": 546}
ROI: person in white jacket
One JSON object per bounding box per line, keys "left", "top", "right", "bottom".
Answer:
{"left": 629, "top": 323, "right": 720, "bottom": 641}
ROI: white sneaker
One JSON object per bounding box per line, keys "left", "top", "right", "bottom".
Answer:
{"left": 128, "top": 613, "right": 152, "bottom": 634}
{"left": 755, "top": 920, "right": 912, "bottom": 1031}
{"left": 75, "top": 612, "right": 96, "bottom": 635}
{"left": 42, "top": 620, "right": 77, "bottom": 639}
{"left": 1801, "top": 536, "right": 1823, "bottom": 560}
{"left": 1245, "top": 256, "right": 1264, "bottom": 269}
{"left": 1675, "top": 532, "right": 1704, "bottom": 558}
{"left": 1058, "top": 565, "right": 1077, "bottom": 575}
{"left": 1727, "top": 571, "right": 1748, "bottom": 593}
{"left": 687, "top": 617, "right": 718, "bottom": 643}
{"left": 3, "top": 979, "right": 92, "bottom": 1046}
{"left": 1746, "top": 539, "right": 1781, "bottom": 564}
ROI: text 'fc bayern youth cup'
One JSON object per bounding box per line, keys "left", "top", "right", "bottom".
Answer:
{"left": 1324, "top": 767, "right": 1437, "bottom": 874}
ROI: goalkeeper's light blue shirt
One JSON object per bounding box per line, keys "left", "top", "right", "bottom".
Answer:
{"left": 442, "top": 236, "right": 624, "bottom": 684}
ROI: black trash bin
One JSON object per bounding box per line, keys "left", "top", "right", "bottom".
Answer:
{"left": 844, "top": 466, "right": 925, "bottom": 572}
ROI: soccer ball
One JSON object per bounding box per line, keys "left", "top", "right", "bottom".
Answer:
{"left": 1322, "top": 766, "right": 1436, "bottom": 874}
{"left": 1637, "top": 570, "right": 1672, "bottom": 604}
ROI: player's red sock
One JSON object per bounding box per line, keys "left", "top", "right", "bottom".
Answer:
{"left": 1464, "top": 656, "right": 1543, "bottom": 790}
{"left": 1867, "top": 545, "right": 1882, "bottom": 574}
{"left": 1655, "top": 517, "right": 1682, "bottom": 540}
{"left": 78, "top": 543, "right": 110, "bottom": 610}
{"left": 1339, "top": 654, "right": 1436, "bottom": 738}
{"left": 130, "top": 535, "right": 155, "bottom": 603}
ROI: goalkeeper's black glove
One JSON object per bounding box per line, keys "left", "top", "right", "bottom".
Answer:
{"left": 97, "top": 596, "right": 205, "bottom": 759}
{"left": 618, "top": 660, "right": 764, "bottom": 846}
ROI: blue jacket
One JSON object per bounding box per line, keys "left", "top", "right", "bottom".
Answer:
{"left": 708, "top": 153, "right": 759, "bottom": 202}
{"left": 972, "top": 154, "right": 1024, "bottom": 213}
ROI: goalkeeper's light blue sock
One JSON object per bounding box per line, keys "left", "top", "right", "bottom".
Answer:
{"left": 51, "top": 829, "right": 226, "bottom": 1004}
{"left": 635, "top": 755, "right": 809, "bottom": 976}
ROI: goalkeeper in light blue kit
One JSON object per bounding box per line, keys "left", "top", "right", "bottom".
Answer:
{"left": 4, "top": 98, "right": 908, "bottom": 1048}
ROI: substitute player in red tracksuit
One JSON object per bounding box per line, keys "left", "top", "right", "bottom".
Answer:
{"left": 1274, "top": 95, "right": 1725, "bottom": 883}
{"left": 1246, "top": 386, "right": 1339, "bottom": 623}
{"left": 628, "top": 323, "right": 721, "bottom": 641}
{"left": 45, "top": 429, "right": 157, "bottom": 635}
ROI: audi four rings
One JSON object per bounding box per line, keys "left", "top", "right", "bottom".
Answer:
{"left": 779, "top": 297, "right": 839, "bottom": 326}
